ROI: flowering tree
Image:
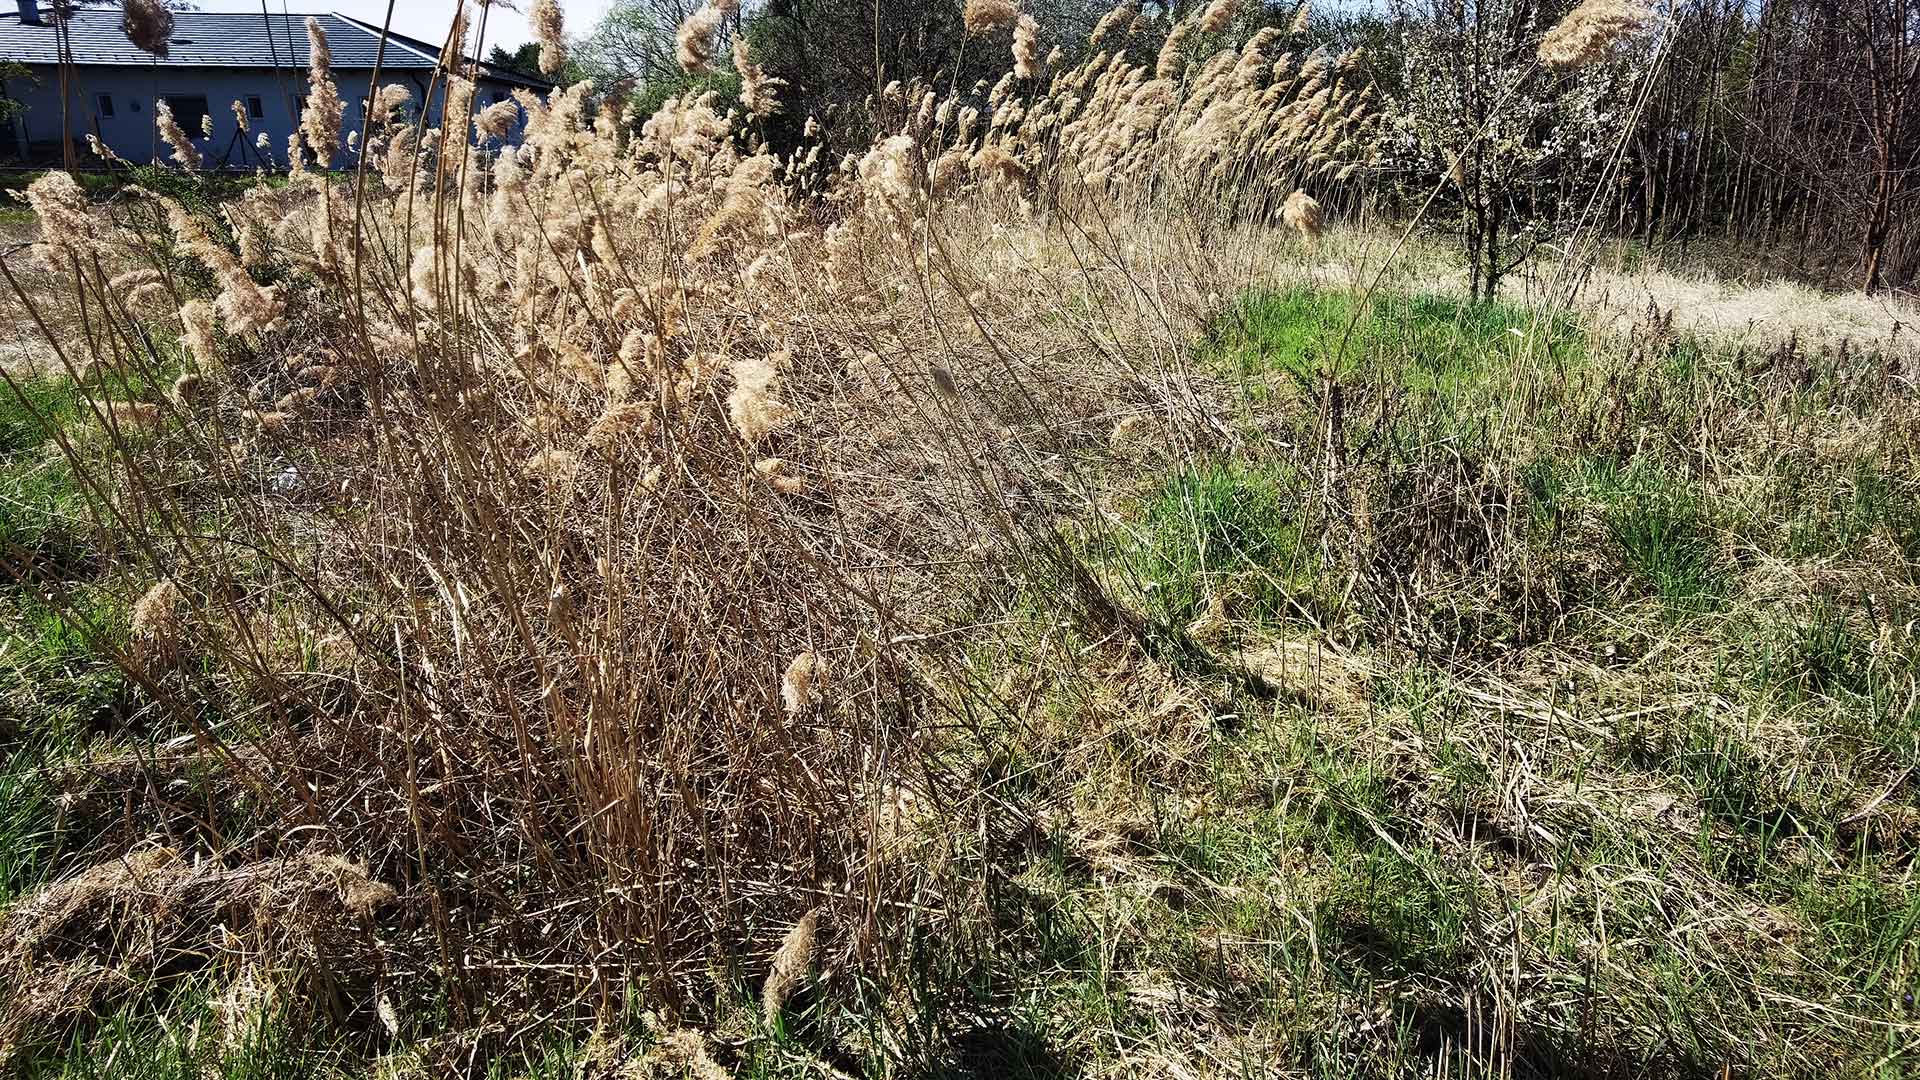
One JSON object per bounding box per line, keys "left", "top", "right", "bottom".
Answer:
{"left": 1383, "top": 0, "right": 1645, "bottom": 300}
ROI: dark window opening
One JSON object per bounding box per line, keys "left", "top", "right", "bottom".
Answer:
{"left": 246, "top": 95, "right": 265, "bottom": 119}
{"left": 96, "top": 95, "right": 115, "bottom": 118}
{"left": 162, "top": 94, "right": 210, "bottom": 135}
{"left": 130, "top": 100, "right": 141, "bottom": 113}
{"left": 490, "top": 91, "right": 507, "bottom": 105}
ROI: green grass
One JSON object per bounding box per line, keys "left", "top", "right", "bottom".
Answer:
{"left": 1201, "top": 285, "right": 1586, "bottom": 394}
{"left": 18, "top": 989, "right": 354, "bottom": 1080}
{"left": 3, "top": 276, "right": 1918, "bottom": 1077}
{"left": 0, "top": 733, "right": 65, "bottom": 907}
{"left": 0, "top": 373, "right": 130, "bottom": 914}
{"left": 944, "top": 283, "right": 1920, "bottom": 1076}
{"left": 1118, "top": 461, "right": 1320, "bottom": 628}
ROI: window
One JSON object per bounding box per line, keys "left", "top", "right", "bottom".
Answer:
{"left": 293, "top": 95, "right": 307, "bottom": 116}
{"left": 96, "top": 94, "right": 114, "bottom": 118}
{"left": 161, "top": 94, "right": 210, "bottom": 135}
{"left": 490, "top": 91, "right": 508, "bottom": 105}
{"left": 246, "top": 95, "right": 265, "bottom": 119}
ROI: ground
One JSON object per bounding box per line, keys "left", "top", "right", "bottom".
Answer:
{"left": 1, "top": 199, "right": 1917, "bottom": 1077}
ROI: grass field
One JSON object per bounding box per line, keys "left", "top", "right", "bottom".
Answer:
{"left": 4, "top": 264, "right": 1914, "bottom": 1076}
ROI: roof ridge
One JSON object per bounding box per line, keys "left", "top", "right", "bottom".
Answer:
{"left": 327, "top": 12, "right": 447, "bottom": 68}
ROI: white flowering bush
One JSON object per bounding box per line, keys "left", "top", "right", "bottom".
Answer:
{"left": 1382, "top": 1, "right": 1635, "bottom": 298}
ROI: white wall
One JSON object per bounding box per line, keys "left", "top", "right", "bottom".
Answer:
{"left": 4, "top": 64, "right": 529, "bottom": 168}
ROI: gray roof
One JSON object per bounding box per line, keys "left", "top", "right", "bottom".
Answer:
{"left": 0, "top": 9, "right": 551, "bottom": 88}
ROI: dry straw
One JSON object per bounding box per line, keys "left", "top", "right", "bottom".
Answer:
{"left": 18, "top": 0, "right": 1385, "bottom": 1035}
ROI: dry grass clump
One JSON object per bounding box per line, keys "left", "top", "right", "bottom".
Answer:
{"left": 0, "top": 2, "right": 1389, "bottom": 1064}
{"left": 1282, "top": 189, "right": 1324, "bottom": 237}
{"left": 0, "top": 849, "right": 392, "bottom": 1067}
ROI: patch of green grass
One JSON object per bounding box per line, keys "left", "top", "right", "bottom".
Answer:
{"left": 0, "top": 374, "right": 81, "bottom": 457}
{"left": 0, "top": 734, "right": 66, "bottom": 907}
{"left": 1120, "top": 461, "right": 1320, "bottom": 628}
{"left": 1746, "top": 601, "right": 1882, "bottom": 701}
{"left": 1795, "top": 874, "right": 1920, "bottom": 1002}
{"left": 18, "top": 989, "right": 354, "bottom": 1080}
{"left": 1547, "top": 458, "right": 1730, "bottom": 614}
{"left": 1779, "top": 457, "right": 1920, "bottom": 560}
{"left": 1200, "top": 285, "right": 1586, "bottom": 397}
{"left": 1203, "top": 285, "right": 1358, "bottom": 381}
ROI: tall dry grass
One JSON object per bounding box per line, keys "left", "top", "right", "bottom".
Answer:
{"left": 0, "top": 1, "right": 1379, "bottom": 1055}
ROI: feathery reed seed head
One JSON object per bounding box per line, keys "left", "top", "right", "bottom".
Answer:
{"left": 121, "top": 0, "right": 172, "bottom": 56}
{"left": 762, "top": 909, "right": 819, "bottom": 1022}
{"left": 155, "top": 99, "right": 202, "bottom": 169}
{"left": 1282, "top": 189, "right": 1324, "bottom": 237}
{"left": 676, "top": 3, "right": 725, "bottom": 73}
{"left": 782, "top": 651, "right": 821, "bottom": 713}
{"left": 1539, "top": 0, "right": 1652, "bottom": 69}
{"left": 302, "top": 18, "right": 344, "bottom": 163}
{"left": 964, "top": 0, "right": 1018, "bottom": 35}
{"left": 531, "top": 0, "right": 568, "bottom": 75}
{"left": 1012, "top": 15, "right": 1041, "bottom": 79}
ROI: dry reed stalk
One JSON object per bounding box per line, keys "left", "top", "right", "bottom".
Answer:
{"left": 0, "top": 0, "right": 1388, "bottom": 1047}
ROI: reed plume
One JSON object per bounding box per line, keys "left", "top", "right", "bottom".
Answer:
{"left": 964, "top": 0, "right": 1018, "bottom": 36}
{"left": 302, "top": 18, "right": 344, "bottom": 163}
{"left": 121, "top": 0, "right": 172, "bottom": 57}
{"left": 1012, "top": 15, "right": 1041, "bottom": 79}
{"left": 531, "top": 0, "right": 567, "bottom": 75}
{"left": 761, "top": 909, "right": 819, "bottom": 1023}
{"left": 154, "top": 99, "right": 201, "bottom": 169}
{"left": 1539, "top": 0, "right": 1652, "bottom": 69}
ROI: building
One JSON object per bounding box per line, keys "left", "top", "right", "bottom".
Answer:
{"left": 0, "top": 0, "right": 550, "bottom": 168}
